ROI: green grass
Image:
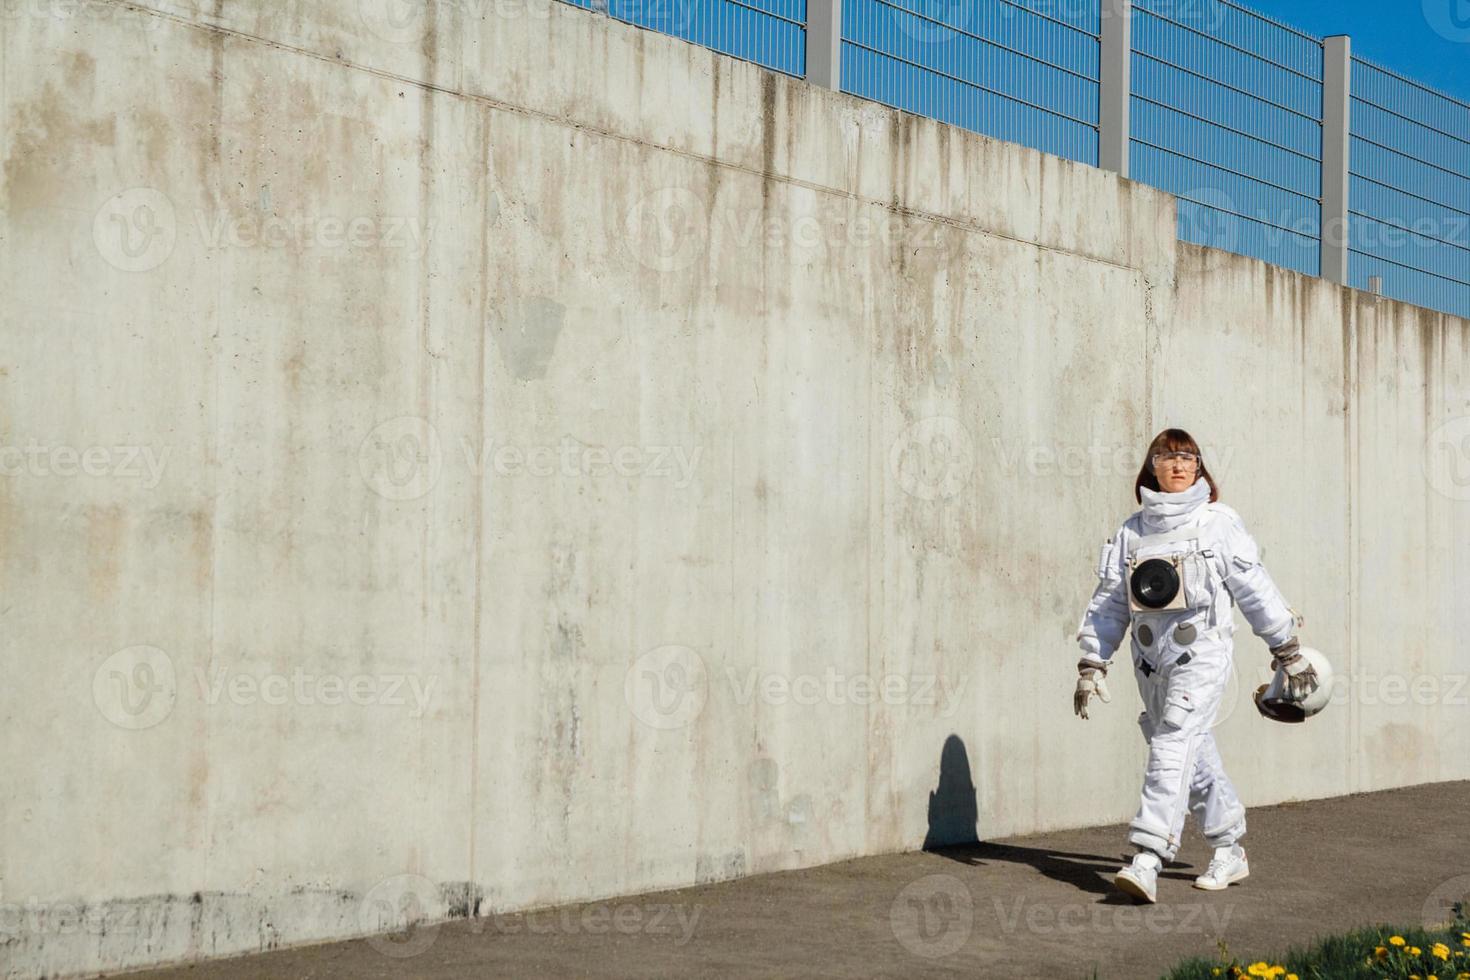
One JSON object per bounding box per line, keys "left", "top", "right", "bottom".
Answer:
{"left": 1161, "top": 909, "right": 1470, "bottom": 980}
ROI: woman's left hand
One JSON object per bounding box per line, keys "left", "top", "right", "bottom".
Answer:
{"left": 1269, "top": 637, "right": 1320, "bottom": 700}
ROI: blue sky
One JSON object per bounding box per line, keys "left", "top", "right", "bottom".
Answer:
{"left": 1244, "top": 0, "right": 1470, "bottom": 105}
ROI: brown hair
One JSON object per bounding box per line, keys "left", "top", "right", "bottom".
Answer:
{"left": 1134, "top": 428, "right": 1219, "bottom": 503}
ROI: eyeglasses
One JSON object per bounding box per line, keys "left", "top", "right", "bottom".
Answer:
{"left": 1152, "top": 452, "right": 1200, "bottom": 470}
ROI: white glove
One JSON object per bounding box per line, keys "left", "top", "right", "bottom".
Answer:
{"left": 1074, "top": 661, "right": 1111, "bottom": 720}
{"left": 1269, "top": 637, "right": 1320, "bottom": 701}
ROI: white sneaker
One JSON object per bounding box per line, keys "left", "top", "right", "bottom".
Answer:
{"left": 1193, "top": 844, "right": 1249, "bottom": 890}
{"left": 1113, "top": 850, "right": 1161, "bottom": 904}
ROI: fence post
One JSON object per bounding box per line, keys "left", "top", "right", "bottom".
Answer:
{"left": 1321, "top": 35, "right": 1352, "bottom": 285}
{"left": 1099, "top": 0, "right": 1131, "bottom": 177}
{"left": 807, "top": 0, "right": 842, "bottom": 90}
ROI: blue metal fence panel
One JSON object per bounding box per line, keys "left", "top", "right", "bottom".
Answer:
{"left": 1128, "top": 0, "right": 1323, "bottom": 277}
{"left": 1349, "top": 57, "right": 1470, "bottom": 319}
{"left": 554, "top": 0, "right": 1470, "bottom": 322}
{"left": 837, "top": 0, "right": 1101, "bottom": 167}
{"left": 559, "top": 0, "right": 808, "bottom": 77}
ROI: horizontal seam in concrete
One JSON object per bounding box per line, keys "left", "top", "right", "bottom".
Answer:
{"left": 115, "top": 0, "right": 1143, "bottom": 277}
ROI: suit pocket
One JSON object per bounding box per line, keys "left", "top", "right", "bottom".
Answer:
{"left": 1161, "top": 690, "right": 1195, "bottom": 730}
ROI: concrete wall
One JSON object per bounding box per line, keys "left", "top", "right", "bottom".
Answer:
{"left": 2, "top": 2, "right": 1467, "bottom": 976}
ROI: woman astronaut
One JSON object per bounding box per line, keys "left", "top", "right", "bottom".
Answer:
{"left": 1072, "top": 429, "right": 1319, "bottom": 903}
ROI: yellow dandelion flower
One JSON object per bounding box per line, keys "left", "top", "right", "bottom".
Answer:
{"left": 1392, "top": 936, "right": 1408, "bottom": 946}
{"left": 1436, "top": 944, "right": 1453, "bottom": 961}
{"left": 1247, "top": 964, "right": 1269, "bottom": 978}
{"left": 1378, "top": 946, "right": 1391, "bottom": 959}
{"left": 1287, "top": 974, "right": 1299, "bottom": 980}
{"left": 1412, "top": 947, "right": 1424, "bottom": 956}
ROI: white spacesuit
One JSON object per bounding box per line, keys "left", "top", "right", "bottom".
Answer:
{"left": 1076, "top": 477, "right": 1297, "bottom": 867}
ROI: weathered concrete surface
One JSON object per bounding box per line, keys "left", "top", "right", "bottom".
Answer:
{"left": 2, "top": 2, "right": 1468, "bottom": 977}
{"left": 120, "top": 781, "right": 1470, "bottom": 979}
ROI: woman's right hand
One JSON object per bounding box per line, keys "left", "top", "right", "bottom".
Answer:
{"left": 1074, "top": 663, "right": 1111, "bottom": 720}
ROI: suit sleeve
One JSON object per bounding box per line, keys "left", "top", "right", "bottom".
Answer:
{"left": 1216, "top": 510, "right": 1296, "bottom": 649}
{"left": 1076, "top": 526, "right": 1131, "bottom": 666}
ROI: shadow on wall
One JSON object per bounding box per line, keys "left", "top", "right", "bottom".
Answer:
{"left": 923, "top": 734, "right": 979, "bottom": 850}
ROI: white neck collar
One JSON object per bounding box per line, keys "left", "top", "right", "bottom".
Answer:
{"left": 1139, "top": 478, "right": 1210, "bottom": 533}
